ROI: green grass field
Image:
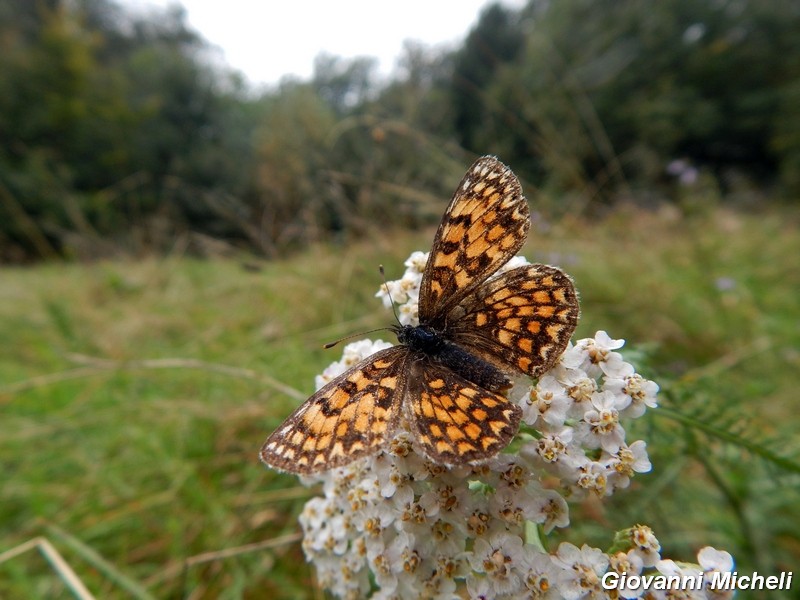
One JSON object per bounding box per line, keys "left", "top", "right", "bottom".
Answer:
{"left": 1, "top": 205, "right": 799, "bottom": 599}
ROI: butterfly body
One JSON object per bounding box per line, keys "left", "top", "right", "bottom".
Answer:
{"left": 395, "top": 324, "right": 512, "bottom": 393}
{"left": 261, "top": 156, "right": 580, "bottom": 475}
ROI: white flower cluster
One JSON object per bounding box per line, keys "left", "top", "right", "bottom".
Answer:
{"left": 295, "top": 252, "right": 732, "bottom": 599}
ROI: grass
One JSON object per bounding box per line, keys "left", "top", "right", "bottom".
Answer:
{"left": 1, "top": 204, "right": 799, "bottom": 598}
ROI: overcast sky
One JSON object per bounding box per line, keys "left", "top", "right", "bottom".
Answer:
{"left": 123, "top": 0, "right": 524, "bottom": 87}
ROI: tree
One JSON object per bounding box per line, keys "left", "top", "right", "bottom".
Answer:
{"left": 449, "top": 2, "right": 524, "bottom": 153}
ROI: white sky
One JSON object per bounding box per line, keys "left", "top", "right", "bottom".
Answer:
{"left": 123, "top": 0, "right": 524, "bottom": 88}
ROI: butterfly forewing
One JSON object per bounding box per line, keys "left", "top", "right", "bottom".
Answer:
{"left": 405, "top": 359, "right": 522, "bottom": 466}
{"left": 419, "top": 156, "right": 530, "bottom": 325}
{"left": 260, "top": 347, "right": 408, "bottom": 474}
{"left": 448, "top": 264, "right": 580, "bottom": 378}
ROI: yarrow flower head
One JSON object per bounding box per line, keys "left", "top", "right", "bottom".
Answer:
{"left": 285, "top": 251, "right": 731, "bottom": 599}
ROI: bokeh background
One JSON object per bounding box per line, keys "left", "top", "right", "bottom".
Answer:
{"left": 1, "top": 0, "right": 798, "bottom": 598}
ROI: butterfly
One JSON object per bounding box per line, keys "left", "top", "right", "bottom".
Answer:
{"left": 260, "top": 156, "right": 579, "bottom": 474}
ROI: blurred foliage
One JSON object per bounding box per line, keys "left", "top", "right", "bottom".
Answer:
{"left": 1, "top": 0, "right": 799, "bottom": 261}
{"left": 487, "top": 0, "right": 800, "bottom": 200}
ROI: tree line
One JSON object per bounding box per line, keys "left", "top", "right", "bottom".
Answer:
{"left": 1, "top": 0, "right": 798, "bottom": 262}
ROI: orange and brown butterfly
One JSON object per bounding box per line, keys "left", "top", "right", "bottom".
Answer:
{"left": 260, "top": 156, "right": 580, "bottom": 475}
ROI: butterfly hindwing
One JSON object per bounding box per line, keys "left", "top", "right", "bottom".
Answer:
{"left": 419, "top": 156, "right": 530, "bottom": 325}
{"left": 448, "top": 264, "right": 580, "bottom": 378}
{"left": 260, "top": 347, "right": 408, "bottom": 474}
{"left": 404, "top": 358, "right": 522, "bottom": 466}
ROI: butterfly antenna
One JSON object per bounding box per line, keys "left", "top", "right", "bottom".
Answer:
{"left": 379, "top": 265, "right": 402, "bottom": 325}
{"left": 323, "top": 327, "right": 391, "bottom": 349}
{"left": 323, "top": 265, "right": 399, "bottom": 350}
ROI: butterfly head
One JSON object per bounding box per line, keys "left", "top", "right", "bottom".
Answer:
{"left": 394, "top": 323, "right": 447, "bottom": 353}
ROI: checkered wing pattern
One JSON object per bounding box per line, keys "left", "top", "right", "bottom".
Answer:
{"left": 447, "top": 264, "right": 580, "bottom": 378}
{"left": 419, "top": 156, "right": 530, "bottom": 327}
{"left": 260, "top": 347, "right": 407, "bottom": 474}
{"left": 405, "top": 359, "right": 521, "bottom": 466}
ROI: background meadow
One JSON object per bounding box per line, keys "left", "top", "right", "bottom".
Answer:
{"left": 2, "top": 0, "right": 799, "bottom": 598}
